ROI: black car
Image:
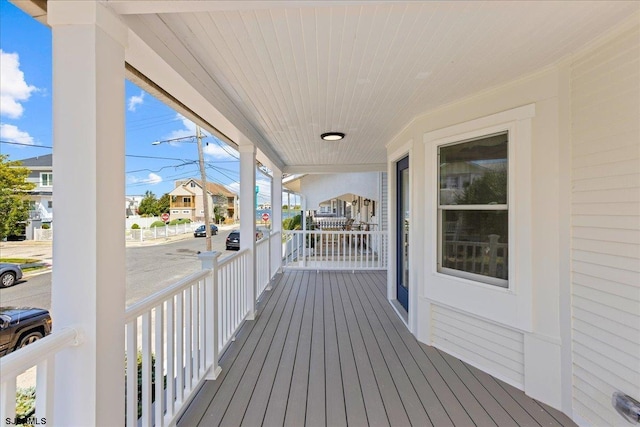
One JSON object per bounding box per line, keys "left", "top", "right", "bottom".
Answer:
{"left": 225, "top": 229, "right": 265, "bottom": 250}
{"left": 0, "top": 307, "right": 52, "bottom": 357}
{"left": 193, "top": 224, "right": 218, "bottom": 237}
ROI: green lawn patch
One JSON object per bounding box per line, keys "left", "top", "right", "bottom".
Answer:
{"left": 0, "top": 258, "right": 39, "bottom": 264}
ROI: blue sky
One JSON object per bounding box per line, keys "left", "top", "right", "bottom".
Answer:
{"left": 0, "top": 1, "right": 276, "bottom": 203}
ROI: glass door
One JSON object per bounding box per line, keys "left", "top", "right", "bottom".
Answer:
{"left": 396, "top": 156, "right": 409, "bottom": 311}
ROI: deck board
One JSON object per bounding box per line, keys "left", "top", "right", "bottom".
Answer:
{"left": 178, "top": 271, "right": 576, "bottom": 427}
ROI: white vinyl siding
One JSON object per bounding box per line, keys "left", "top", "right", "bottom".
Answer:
{"left": 571, "top": 22, "right": 640, "bottom": 427}
{"left": 432, "top": 305, "right": 524, "bottom": 388}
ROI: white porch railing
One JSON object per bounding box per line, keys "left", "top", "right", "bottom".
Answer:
{"left": 0, "top": 230, "right": 277, "bottom": 426}
{"left": 282, "top": 230, "right": 388, "bottom": 270}
{"left": 256, "top": 236, "right": 271, "bottom": 296}
{"left": 0, "top": 328, "right": 81, "bottom": 425}
{"left": 124, "top": 270, "right": 214, "bottom": 427}
{"left": 216, "top": 249, "right": 252, "bottom": 355}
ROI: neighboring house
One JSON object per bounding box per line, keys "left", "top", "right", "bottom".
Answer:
{"left": 125, "top": 195, "right": 144, "bottom": 217}
{"left": 168, "top": 178, "right": 237, "bottom": 222}
{"left": 18, "top": 154, "right": 54, "bottom": 224}
{"left": 284, "top": 172, "right": 385, "bottom": 226}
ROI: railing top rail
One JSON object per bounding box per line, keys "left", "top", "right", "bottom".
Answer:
{"left": 0, "top": 327, "right": 81, "bottom": 379}
{"left": 218, "top": 248, "right": 250, "bottom": 269}
{"left": 125, "top": 270, "right": 209, "bottom": 321}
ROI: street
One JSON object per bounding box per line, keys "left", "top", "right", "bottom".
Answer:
{"left": 0, "top": 230, "right": 237, "bottom": 310}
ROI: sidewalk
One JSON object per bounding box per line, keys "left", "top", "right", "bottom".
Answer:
{"left": 0, "top": 223, "right": 239, "bottom": 272}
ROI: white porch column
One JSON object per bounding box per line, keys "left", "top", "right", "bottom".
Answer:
{"left": 239, "top": 144, "right": 257, "bottom": 319}
{"left": 48, "top": 2, "right": 127, "bottom": 425}
{"left": 271, "top": 167, "right": 283, "bottom": 276}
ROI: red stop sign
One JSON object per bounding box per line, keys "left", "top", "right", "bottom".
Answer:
{"left": 161, "top": 213, "right": 170, "bottom": 221}
{"left": 262, "top": 213, "right": 270, "bottom": 221}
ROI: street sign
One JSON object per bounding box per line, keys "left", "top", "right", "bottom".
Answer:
{"left": 261, "top": 212, "right": 270, "bottom": 222}
{"left": 161, "top": 213, "right": 170, "bottom": 222}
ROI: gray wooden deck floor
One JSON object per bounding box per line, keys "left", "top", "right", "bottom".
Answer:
{"left": 178, "top": 271, "right": 575, "bottom": 427}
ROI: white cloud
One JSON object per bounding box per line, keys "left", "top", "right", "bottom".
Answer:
{"left": 203, "top": 143, "right": 239, "bottom": 160}
{"left": 0, "top": 123, "right": 34, "bottom": 145}
{"left": 0, "top": 50, "right": 37, "bottom": 119}
{"left": 128, "top": 173, "right": 163, "bottom": 185}
{"left": 164, "top": 114, "right": 239, "bottom": 160}
{"left": 127, "top": 91, "right": 145, "bottom": 112}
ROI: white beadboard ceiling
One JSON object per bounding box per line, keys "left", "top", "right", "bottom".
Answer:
{"left": 110, "top": 1, "right": 639, "bottom": 171}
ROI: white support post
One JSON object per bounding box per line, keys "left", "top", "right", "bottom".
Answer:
{"left": 271, "top": 167, "right": 283, "bottom": 278}
{"left": 199, "top": 251, "right": 222, "bottom": 380}
{"left": 239, "top": 144, "right": 257, "bottom": 319}
{"left": 48, "top": 2, "right": 127, "bottom": 425}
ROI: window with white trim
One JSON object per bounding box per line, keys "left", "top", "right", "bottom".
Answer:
{"left": 41, "top": 173, "right": 53, "bottom": 187}
{"left": 438, "top": 132, "right": 508, "bottom": 287}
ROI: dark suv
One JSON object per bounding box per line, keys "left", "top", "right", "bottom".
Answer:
{"left": 194, "top": 224, "right": 218, "bottom": 237}
{"left": 0, "top": 307, "right": 53, "bottom": 357}
{"left": 225, "top": 229, "right": 265, "bottom": 250}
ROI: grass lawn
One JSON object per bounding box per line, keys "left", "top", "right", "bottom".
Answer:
{"left": 0, "top": 258, "right": 47, "bottom": 274}
{"left": 0, "top": 258, "right": 39, "bottom": 264}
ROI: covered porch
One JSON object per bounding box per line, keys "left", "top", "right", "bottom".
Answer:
{"left": 179, "top": 270, "right": 574, "bottom": 427}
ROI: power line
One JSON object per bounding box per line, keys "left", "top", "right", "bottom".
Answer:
{"left": 1, "top": 140, "right": 52, "bottom": 148}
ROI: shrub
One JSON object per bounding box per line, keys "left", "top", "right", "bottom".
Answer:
{"left": 41, "top": 223, "right": 50, "bottom": 230}
{"left": 224, "top": 218, "right": 235, "bottom": 225}
{"left": 15, "top": 387, "right": 36, "bottom": 423}
{"left": 168, "top": 218, "right": 191, "bottom": 225}
{"left": 283, "top": 214, "right": 302, "bottom": 230}
{"left": 131, "top": 223, "right": 140, "bottom": 230}
{"left": 125, "top": 351, "right": 159, "bottom": 419}
{"left": 149, "top": 221, "right": 166, "bottom": 228}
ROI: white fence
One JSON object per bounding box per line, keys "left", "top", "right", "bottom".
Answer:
{"left": 33, "top": 222, "right": 199, "bottom": 242}
{"left": 282, "top": 230, "right": 388, "bottom": 270}
{"left": 126, "top": 222, "right": 199, "bottom": 242}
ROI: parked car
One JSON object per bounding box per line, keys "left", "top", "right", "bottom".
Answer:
{"left": 225, "top": 229, "right": 265, "bottom": 250}
{"left": 0, "top": 307, "right": 52, "bottom": 356}
{"left": 0, "top": 263, "right": 23, "bottom": 288}
{"left": 193, "top": 224, "right": 218, "bottom": 237}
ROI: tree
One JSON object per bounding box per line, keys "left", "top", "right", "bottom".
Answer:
{"left": 157, "top": 193, "right": 170, "bottom": 214}
{"left": 137, "top": 190, "right": 159, "bottom": 216}
{"left": 0, "top": 155, "right": 36, "bottom": 239}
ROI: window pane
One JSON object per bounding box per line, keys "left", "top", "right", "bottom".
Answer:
{"left": 441, "top": 210, "right": 508, "bottom": 282}
{"left": 439, "top": 133, "right": 507, "bottom": 205}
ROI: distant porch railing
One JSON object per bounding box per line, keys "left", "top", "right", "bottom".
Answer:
{"left": 282, "top": 230, "right": 388, "bottom": 270}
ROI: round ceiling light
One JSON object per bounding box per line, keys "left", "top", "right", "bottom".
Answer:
{"left": 321, "top": 132, "right": 345, "bottom": 141}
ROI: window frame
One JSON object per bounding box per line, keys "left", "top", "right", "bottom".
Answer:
{"left": 423, "top": 104, "right": 534, "bottom": 331}
{"left": 40, "top": 172, "right": 53, "bottom": 187}
{"left": 437, "top": 131, "right": 509, "bottom": 288}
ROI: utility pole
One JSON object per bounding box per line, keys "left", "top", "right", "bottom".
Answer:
{"left": 196, "top": 125, "right": 212, "bottom": 251}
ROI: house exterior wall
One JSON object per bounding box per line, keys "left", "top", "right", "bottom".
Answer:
{"left": 385, "top": 15, "right": 640, "bottom": 424}
{"left": 298, "top": 172, "right": 381, "bottom": 209}
{"left": 387, "top": 67, "right": 562, "bottom": 401}
{"left": 569, "top": 20, "right": 640, "bottom": 427}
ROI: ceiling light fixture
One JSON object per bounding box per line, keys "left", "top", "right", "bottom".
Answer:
{"left": 321, "top": 132, "right": 345, "bottom": 141}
